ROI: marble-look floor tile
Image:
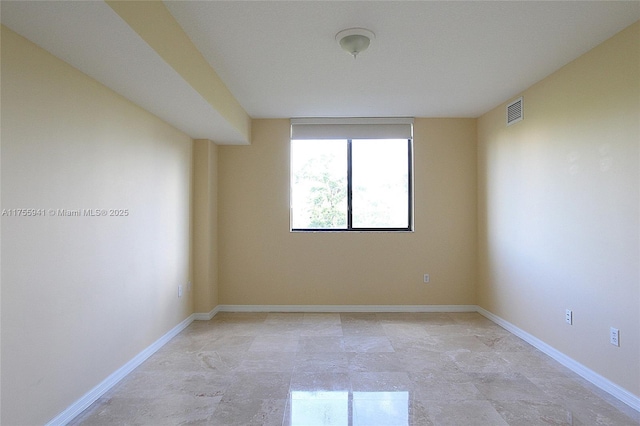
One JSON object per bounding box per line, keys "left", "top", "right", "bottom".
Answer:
{"left": 427, "top": 400, "right": 510, "bottom": 426}
{"left": 497, "top": 349, "right": 572, "bottom": 380}
{"left": 445, "top": 349, "right": 514, "bottom": 374}
{"left": 591, "top": 388, "right": 640, "bottom": 424}
{"left": 236, "top": 351, "right": 297, "bottom": 373}
{"left": 206, "top": 322, "right": 265, "bottom": 336}
{"left": 221, "top": 372, "right": 292, "bottom": 400}
{"left": 450, "top": 312, "right": 497, "bottom": 326}
{"left": 71, "top": 312, "right": 638, "bottom": 426}
{"left": 470, "top": 372, "right": 551, "bottom": 402}
{"left": 68, "top": 396, "right": 151, "bottom": 426}
{"left": 340, "top": 312, "right": 380, "bottom": 322}
{"left": 341, "top": 322, "right": 387, "bottom": 337}
{"left": 530, "top": 376, "right": 640, "bottom": 425}
{"left": 70, "top": 394, "right": 222, "bottom": 426}
{"left": 380, "top": 322, "right": 432, "bottom": 339}
{"left": 209, "top": 398, "right": 287, "bottom": 426}
{"left": 569, "top": 403, "right": 640, "bottom": 426}
{"left": 388, "top": 334, "right": 442, "bottom": 352}
{"left": 298, "top": 336, "right": 345, "bottom": 352}
{"left": 299, "top": 323, "right": 344, "bottom": 337}
{"left": 530, "top": 375, "right": 614, "bottom": 405}
{"left": 290, "top": 372, "right": 351, "bottom": 391}
{"left": 490, "top": 400, "right": 585, "bottom": 426}
{"left": 408, "top": 399, "right": 436, "bottom": 426}
{"left": 108, "top": 370, "right": 231, "bottom": 400}
{"left": 249, "top": 335, "right": 300, "bottom": 352}
{"left": 343, "top": 335, "right": 395, "bottom": 353}
{"left": 303, "top": 312, "right": 342, "bottom": 324}
{"left": 410, "top": 371, "right": 480, "bottom": 401}
{"left": 436, "top": 335, "right": 495, "bottom": 352}
{"left": 199, "top": 335, "right": 255, "bottom": 353}
{"left": 294, "top": 352, "right": 350, "bottom": 373}
{"left": 377, "top": 312, "right": 457, "bottom": 326}
{"left": 194, "top": 350, "right": 246, "bottom": 374}
{"left": 133, "top": 349, "right": 202, "bottom": 373}
{"left": 340, "top": 313, "right": 387, "bottom": 337}
{"left": 433, "top": 321, "right": 511, "bottom": 341}
{"left": 161, "top": 333, "right": 208, "bottom": 353}
{"left": 474, "top": 333, "right": 533, "bottom": 352}
{"left": 410, "top": 365, "right": 476, "bottom": 385}
{"left": 128, "top": 394, "right": 222, "bottom": 425}
{"left": 265, "top": 312, "right": 305, "bottom": 324}
{"left": 260, "top": 322, "right": 305, "bottom": 337}
{"left": 350, "top": 371, "right": 413, "bottom": 392}
{"left": 348, "top": 352, "right": 406, "bottom": 372}
{"left": 396, "top": 350, "right": 458, "bottom": 373}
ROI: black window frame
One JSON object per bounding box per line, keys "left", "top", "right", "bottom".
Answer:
{"left": 291, "top": 138, "right": 413, "bottom": 232}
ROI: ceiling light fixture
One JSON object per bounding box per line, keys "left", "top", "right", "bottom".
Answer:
{"left": 335, "top": 28, "right": 375, "bottom": 59}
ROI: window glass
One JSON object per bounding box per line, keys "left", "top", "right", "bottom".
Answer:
{"left": 291, "top": 138, "right": 412, "bottom": 231}
{"left": 351, "top": 139, "right": 409, "bottom": 229}
{"left": 291, "top": 139, "right": 347, "bottom": 229}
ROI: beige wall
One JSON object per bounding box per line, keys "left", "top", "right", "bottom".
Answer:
{"left": 1, "top": 27, "right": 194, "bottom": 425}
{"left": 477, "top": 21, "right": 639, "bottom": 396}
{"left": 193, "top": 139, "right": 219, "bottom": 313}
{"left": 218, "top": 118, "right": 477, "bottom": 306}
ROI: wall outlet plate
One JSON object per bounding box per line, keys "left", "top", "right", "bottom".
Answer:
{"left": 423, "top": 274, "right": 430, "bottom": 283}
{"left": 565, "top": 309, "right": 572, "bottom": 325}
{"left": 610, "top": 327, "right": 619, "bottom": 346}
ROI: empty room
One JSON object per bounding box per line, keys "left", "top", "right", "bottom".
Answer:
{"left": 1, "top": 1, "right": 638, "bottom": 425}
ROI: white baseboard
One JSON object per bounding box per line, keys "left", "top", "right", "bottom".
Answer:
{"left": 476, "top": 306, "right": 640, "bottom": 413}
{"left": 216, "top": 304, "right": 478, "bottom": 313}
{"left": 45, "top": 314, "right": 196, "bottom": 426}
{"left": 193, "top": 305, "right": 221, "bottom": 320}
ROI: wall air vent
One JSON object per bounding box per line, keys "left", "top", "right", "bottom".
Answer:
{"left": 506, "top": 97, "right": 523, "bottom": 126}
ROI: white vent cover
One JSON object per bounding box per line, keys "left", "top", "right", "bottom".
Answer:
{"left": 506, "top": 97, "right": 524, "bottom": 126}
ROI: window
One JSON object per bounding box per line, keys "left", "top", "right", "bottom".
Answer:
{"left": 290, "top": 118, "right": 413, "bottom": 231}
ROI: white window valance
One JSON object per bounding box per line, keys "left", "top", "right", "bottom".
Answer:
{"left": 290, "top": 117, "right": 413, "bottom": 140}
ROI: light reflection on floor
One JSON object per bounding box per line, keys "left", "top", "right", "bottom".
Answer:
{"left": 290, "top": 391, "right": 409, "bottom": 426}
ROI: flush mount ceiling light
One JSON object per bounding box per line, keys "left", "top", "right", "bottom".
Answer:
{"left": 335, "top": 28, "right": 375, "bottom": 58}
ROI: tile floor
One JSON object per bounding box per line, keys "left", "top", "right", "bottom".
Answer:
{"left": 71, "top": 312, "right": 640, "bottom": 425}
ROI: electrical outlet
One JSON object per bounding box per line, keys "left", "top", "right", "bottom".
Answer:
{"left": 178, "top": 284, "right": 183, "bottom": 298}
{"left": 610, "top": 327, "right": 619, "bottom": 347}
{"left": 423, "top": 274, "right": 430, "bottom": 283}
{"left": 565, "top": 309, "right": 572, "bottom": 325}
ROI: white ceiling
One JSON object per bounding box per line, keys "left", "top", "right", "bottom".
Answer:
{"left": 2, "top": 1, "right": 639, "bottom": 143}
